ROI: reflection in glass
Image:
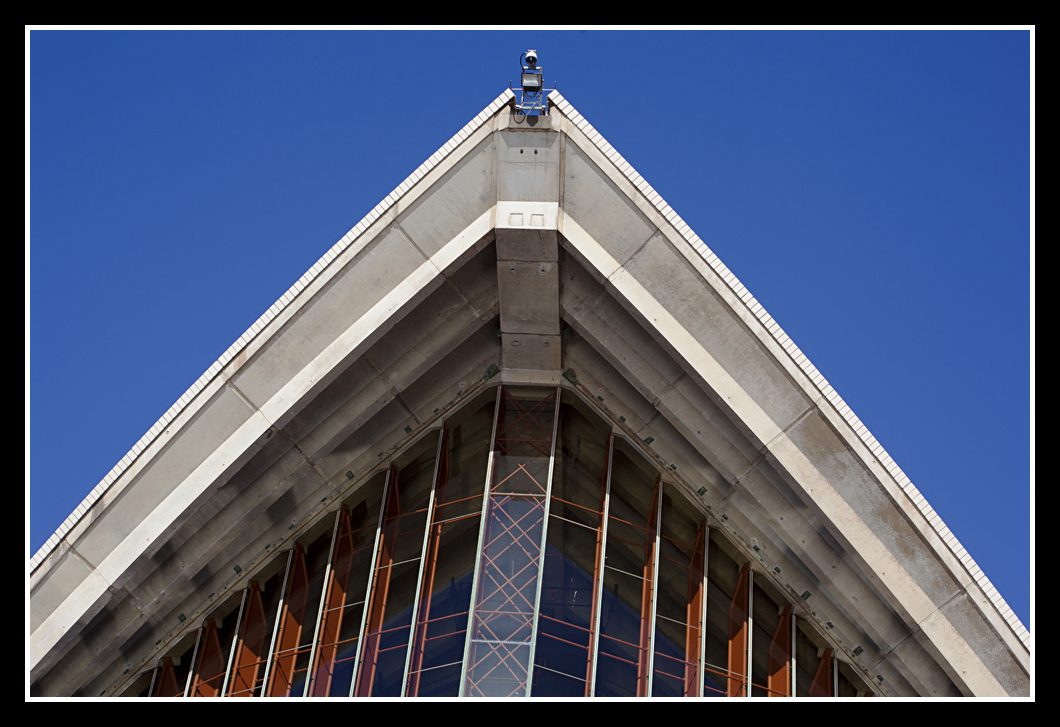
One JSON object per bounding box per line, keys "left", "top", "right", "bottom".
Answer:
{"left": 132, "top": 384, "right": 866, "bottom": 700}
{"left": 464, "top": 387, "right": 557, "bottom": 697}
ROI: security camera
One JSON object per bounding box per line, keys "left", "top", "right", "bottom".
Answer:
{"left": 525, "top": 50, "right": 538, "bottom": 68}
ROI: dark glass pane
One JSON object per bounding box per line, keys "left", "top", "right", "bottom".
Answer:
{"left": 190, "top": 590, "right": 244, "bottom": 696}
{"left": 651, "top": 484, "right": 705, "bottom": 697}
{"left": 704, "top": 529, "right": 749, "bottom": 697}
{"left": 795, "top": 618, "right": 831, "bottom": 697}
{"left": 592, "top": 439, "right": 658, "bottom": 698}
{"left": 356, "top": 433, "right": 440, "bottom": 696}
{"left": 406, "top": 391, "right": 496, "bottom": 697}
{"left": 837, "top": 660, "right": 873, "bottom": 697}
{"left": 532, "top": 395, "right": 611, "bottom": 696}
{"left": 226, "top": 551, "right": 288, "bottom": 697}
{"left": 750, "top": 577, "right": 786, "bottom": 697}
{"left": 272, "top": 516, "right": 336, "bottom": 697}
{"left": 152, "top": 630, "right": 199, "bottom": 697}
{"left": 308, "top": 472, "right": 385, "bottom": 698}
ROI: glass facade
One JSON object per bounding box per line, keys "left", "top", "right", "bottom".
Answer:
{"left": 128, "top": 385, "right": 876, "bottom": 698}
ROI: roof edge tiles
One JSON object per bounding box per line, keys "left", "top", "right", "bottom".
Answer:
{"left": 547, "top": 90, "right": 1029, "bottom": 649}
{"left": 29, "top": 89, "right": 516, "bottom": 573}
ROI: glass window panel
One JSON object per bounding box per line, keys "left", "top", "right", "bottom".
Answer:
{"left": 226, "top": 551, "right": 288, "bottom": 697}
{"left": 594, "top": 440, "right": 658, "bottom": 698}
{"left": 266, "top": 516, "right": 336, "bottom": 697}
{"left": 356, "top": 434, "right": 440, "bottom": 697}
{"left": 119, "top": 669, "right": 156, "bottom": 697}
{"left": 532, "top": 396, "right": 610, "bottom": 697}
{"left": 406, "top": 388, "right": 496, "bottom": 697}
{"left": 837, "top": 660, "right": 874, "bottom": 697}
{"left": 795, "top": 617, "right": 833, "bottom": 697}
{"left": 307, "top": 471, "right": 386, "bottom": 697}
{"left": 407, "top": 515, "right": 480, "bottom": 696}
{"left": 751, "top": 576, "right": 791, "bottom": 697}
{"left": 651, "top": 484, "right": 705, "bottom": 697}
{"left": 464, "top": 387, "right": 556, "bottom": 698}
{"left": 190, "top": 590, "right": 244, "bottom": 697}
{"left": 151, "top": 630, "right": 199, "bottom": 697}
{"left": 704, "top": 528, "right": 749, "bottom": 697}
{"left": 596, "top": 566, "right": 650, "bottom": 697}
{"left": 532, "top": 518, "right": 598, "bottom": 692}
{"left": 433, "top": 388, "right": 495, "bottom": 522}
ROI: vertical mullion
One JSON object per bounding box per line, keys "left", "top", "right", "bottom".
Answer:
{"left": 400, "top": 428, "right": 446, "bottom": 697}
{"left": 526, "top": 388, "right": 563, "bottom": 696}
{"left": 302, "top": 511, "right": 342, "bottom": 697}
{"left": 260, "top": 549, "right": 294, "bottom": 696}
{"left": 183, "top": 626, "right": 204, "bottom": 697}
{"left": 347, "top": 468, "right": 392, "bottom": 697}
{"left": 747, "top": 570, "right": 754, "bottom": 698}
{"left": 147, "top": 666, "right": 159, "bottom": 699}
{"left": 588, "top": 434, "right": 615, "bottom": 697}
{"left": 700, "top": 525, "right": 709, "bottom": 699}
{"left": 790, "top": 611, "right": 797, "bottom": 698}
{"left": 645, "top": 479, "right": 662, "bottom": 697}
{"left": 833, "top": 652, "right": 839, "bottom": 697}
{"left": 218, "top": 588, "right": 248, "bottom": 698}
{"left": 458, "top": 388, "right": 503, "bottom": 697}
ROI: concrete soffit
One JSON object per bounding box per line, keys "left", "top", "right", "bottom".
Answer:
{"left": 30, "top": 88, "right": 1028, "bottom": 696}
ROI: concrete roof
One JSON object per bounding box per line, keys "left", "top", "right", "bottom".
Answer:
{"left": 30, "top": 89, "right": 1029, "bottom": 697}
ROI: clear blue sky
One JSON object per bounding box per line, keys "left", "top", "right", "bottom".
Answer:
{"left": 28, "top": 30, "right": 1032, "bottom": 630}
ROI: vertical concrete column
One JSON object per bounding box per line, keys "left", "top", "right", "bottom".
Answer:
{"left": 496, "top": 228, "right": 561, "bottom": 371}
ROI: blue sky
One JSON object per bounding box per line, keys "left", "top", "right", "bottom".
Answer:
{"left": 28, "top": 30, "right": 1032, "bottom": 630}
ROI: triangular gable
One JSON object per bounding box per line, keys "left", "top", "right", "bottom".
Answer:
{"left": 30, "top": 89, "right": 1028, "bottom": 697}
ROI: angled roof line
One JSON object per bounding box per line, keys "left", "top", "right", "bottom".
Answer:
{"left": 31, "top": 86, "right": 1028, "bottom": 656}
{"left": 29, "top": 88, "right": 517, "bottom": 573}
{"left": 547, "top": 90, "right": 1029, "bottom": 648}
